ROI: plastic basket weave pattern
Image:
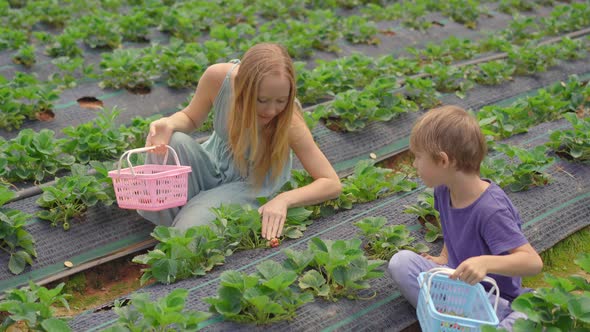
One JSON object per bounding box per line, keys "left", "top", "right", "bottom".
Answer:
{"left": 108, "top": 145, "right": 192, "bottom": 211}
{"left": 417, "top": 268, "right": 499, "bottom": 332}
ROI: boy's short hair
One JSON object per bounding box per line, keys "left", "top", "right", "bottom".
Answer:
{"left": 410, "top": 105, "right": 487, "bottom": 173}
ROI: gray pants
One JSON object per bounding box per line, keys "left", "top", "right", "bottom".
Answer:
{"left": 388, "top": 250, "right": 527, "bottom": 331}
{"left": 137, "top": 132, "right": 257, "bottom": 230}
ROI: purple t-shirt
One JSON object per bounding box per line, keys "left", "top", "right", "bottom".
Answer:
{"left": 434, "top": 181, "right": 529, "bottom": 302}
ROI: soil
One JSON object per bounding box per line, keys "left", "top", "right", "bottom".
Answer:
{"left": 76, "top": 96, "right": 104, "bottom": 109}
{"left": 49, "top": 250, "right": 153, "bottom": 317}
{"left": 378, "top": 149, "right": 416, "bottom": 176}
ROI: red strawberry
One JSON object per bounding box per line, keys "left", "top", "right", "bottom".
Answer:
{"left": 269, "top": 238, "right": 280, "bottom": 248}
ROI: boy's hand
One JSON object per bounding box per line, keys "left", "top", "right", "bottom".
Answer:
{"left": 451, "top": 256, "right": 488, "bottom": 285}
{"left": 421, "top": 253, "right": 448, "bottom": 265}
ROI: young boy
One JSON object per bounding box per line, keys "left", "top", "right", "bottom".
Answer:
{"left": 388, "top": 105, "right": 543, "bottom": 330}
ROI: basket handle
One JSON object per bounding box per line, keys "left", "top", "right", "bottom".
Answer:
{"left": 420, "top": 267, "right": 500, "bottom": 313}
{"left": 116, "top": 145, "right": 181, "bottom": 176}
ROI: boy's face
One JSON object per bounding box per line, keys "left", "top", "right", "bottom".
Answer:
{"left": 412, "top": 150, "right": 446, "bottom": 188}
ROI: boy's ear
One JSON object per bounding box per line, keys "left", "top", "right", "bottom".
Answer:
{"left": 438, "top": 152, "right": 451, "bottom": 168}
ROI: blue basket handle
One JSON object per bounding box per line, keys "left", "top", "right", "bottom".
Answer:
{"left": 116, "top": 145, "right": 181, "bottom": 177}
{"left": 420, "top": 267, "right": 500, "bottom": 313}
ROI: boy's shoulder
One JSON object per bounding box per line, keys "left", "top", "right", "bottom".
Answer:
{"left": 435, "top": 181, "right": 518, "bottom": 215}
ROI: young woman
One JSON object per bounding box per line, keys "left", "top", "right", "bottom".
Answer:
{"left": 140, "top": 43, "right": 342, "bottom": 240}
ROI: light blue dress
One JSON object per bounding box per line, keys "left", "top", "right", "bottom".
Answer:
{"left": 138, "top": 60, "right": 292, "bottom": 230}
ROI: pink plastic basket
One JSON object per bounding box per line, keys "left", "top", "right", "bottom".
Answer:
{"left": 108, "top": 145, "right": 192, "bottom": 211}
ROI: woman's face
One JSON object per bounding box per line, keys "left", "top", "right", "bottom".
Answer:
{"left": 256, "top": 74, "right": 290, "bottom": 126}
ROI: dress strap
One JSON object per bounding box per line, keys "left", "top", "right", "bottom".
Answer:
{"left": 226, "top": 59, "right": 241, "bottom": 78}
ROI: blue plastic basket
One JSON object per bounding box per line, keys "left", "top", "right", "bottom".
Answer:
{"left": 417, "top": 268, "right": 500, "bottom": 332}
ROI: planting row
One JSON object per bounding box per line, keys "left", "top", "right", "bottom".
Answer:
{"left": 2, "top": 103, "right": 588, "bottom": 277}
{"left": 1, "top": 228, "right": 588, "bottom": 331}
{"left": 2, "top": 68, "right": 587, "bottom": 192}
{"left": 1, "top": 2, "right": 589, "bottom": 130}
{"left": 3, "top": 0, "right": 575, "bottom": 55}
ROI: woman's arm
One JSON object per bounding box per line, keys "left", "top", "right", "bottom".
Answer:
{"left": 279, "top": 113, "right": 342, "bottom": 207}
{"left": 259, "top": 112, "right": 342, "bottom": 240}
{"left": 146, "top": 63, "right": 231, "bottom": 147}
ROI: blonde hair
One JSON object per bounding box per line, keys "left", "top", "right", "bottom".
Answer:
{"left": 228, "top": 43, "right": 296, "bottom": 188}
{"left": 410, "top": 105, "right": 487, "bottom": 173}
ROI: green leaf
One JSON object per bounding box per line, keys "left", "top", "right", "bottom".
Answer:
{"left": 41, "top": 318, "right": 73, "bottom": 332}
{"left": 568, "top": 296, "right": 590, "bottom": 323}
{"left": 8, "top": 251, "right": 29, "bottom": 274}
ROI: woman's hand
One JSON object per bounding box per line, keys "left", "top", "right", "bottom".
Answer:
{"left": 146, "top": 118, "right": 174, "bottom": 153}
{"left": 258, "top": 196, "right": 288, "bottom": 240}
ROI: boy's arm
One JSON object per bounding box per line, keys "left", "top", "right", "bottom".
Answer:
{"left": 422, "top": 243, "right": 449, "bottom": 265}
{"left": 450, "top": 243, "right": 543, "bottom": 285}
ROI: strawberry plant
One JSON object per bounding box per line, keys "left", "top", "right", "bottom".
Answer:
{"left": 27, "top": 0, "right": 71, "bottom": 28}
{"left": 368, "top": 77, "right": 418, "bottom": 122}
{"left": 401, "top": 2, "right": 432, "bottom": 31}
{"left": 502, "top": 16, "right": 540, "bottom": 45}
{"left": 12, "top": 44, "right": 36, "bottom": 67}
{"left": 469, "top": 60, "right": 515, "bottom": 86}
{"left": 555, "top": 36, "right": 587, "bottom": 61}
{"left": 315, "top": 89, "right": 379, "bottom": 132}
{"left": 481, "top": 144, "right": 553, "bottom": 192}
{"left": 541, "top": 3, "right": 590, "bottom": 35}
{"left": 547, "top": 112, "right": 590, "bottom": 163}
{"left": 441, "top": 0, "right": 482, "bottom": 29}
{"left": 477, "top": 76, "right": 587, "bottom": 140}
{"left": 205, "top": 260, "right": 313, "bottom": 324}
{"left": 280, "top": 169, "right": 354, "bottom": 219}
{"left": 209, "top": 23, "right": 256, "bottom": 49}
{"left": 424, "top": 62, "right": 473, "bottom": 97}
{"left": 45, "top": 31, "right": 83, "bottom": 58}
{"left": 210, "top": 203, "right": 313, "bottom": 254}
{"left": 2, "top": 129, "right": 75, "bottom": 183}
{"left": 99, "top": 46, "right": 159, "bottom": 92}
{"left": 342, "top": 15, "right": 379, "bottom": 45}
{"left": 403, "top": 77, "right": 440, "bottom": 109}
{"left": 160, "top": 39, "right": 209, "bottom": 89}
{"left": 283, "top": 237, "right": 386, "bottom": 301}
{"left": 210, "top": 204, "right": 267, "bottom": 252}
{"left": 61, "top": 107, "right": 134, "bottom": 163}
{"left": 498, "top": 0, "right": 535, "bottom": 15}
{"left": 105, "top": 289, "right": 211, "bottom": 331}
{"left": 77, "top": 13, "right": 122, "bottom": 49}
{"left": 508, "top": 42, "right": 559, "bottom": 76}
{"left": 133, "top": 225, "right": 226, "bottom": 285}
{"left": 0, "top": 185, "right": 36, "bottom": 275}
{"left": 342, "top": 159, "right": 417, "bottom": 203}
{"left": 403, "top": 189, "right": 442, "bottom": 243}
{"left": 117, "top": 9, "right": 154, "bottom": 42}
{"left": 121, "top": 114, "right": 163, "bottom": 150}
{"left": 483, "top": 253, "right": 590, "bottom": 331}
{"left": 159, "top": 6, "right": 203, "bottom": 42}
{"left": 256, "top": 0, "right": 307, "bottom": 19}
{"left": 0, "top": 27, "right": 28, "bottom": 51}
{"left": 50, "top": 56, "right": 95, "bottom": 90}
{"left": 361, "top": 2, "right": 402, "bottom": 21}
{"left": 36, "top": 164, "right": 114, "bottom": 230}
{"left": 0, "top": 281, "right": 71, "bottom": 332}
{"left": 355, "top": 217, "right": 429, "bottom": 260}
